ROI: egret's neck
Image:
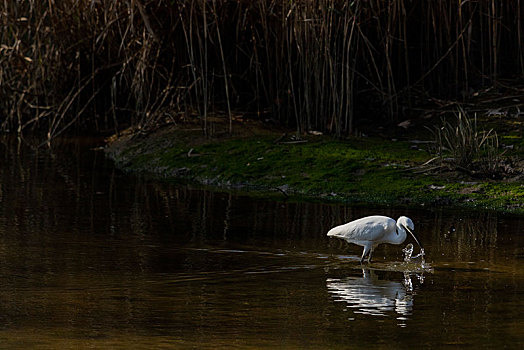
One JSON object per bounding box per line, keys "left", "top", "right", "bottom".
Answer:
{"left": 392, "top": 224, "right": 408, "bottom": 245}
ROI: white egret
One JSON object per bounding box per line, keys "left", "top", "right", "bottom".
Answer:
{"left": 327, "top": 215, "right": 421, "bottom": 263}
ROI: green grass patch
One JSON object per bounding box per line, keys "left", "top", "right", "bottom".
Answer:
{"left": 109, "top": 130, "right": 524, "bottom": 214}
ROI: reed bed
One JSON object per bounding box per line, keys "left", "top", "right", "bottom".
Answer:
{"left": 1, "top": 0, "right": 523, "bottom": 139}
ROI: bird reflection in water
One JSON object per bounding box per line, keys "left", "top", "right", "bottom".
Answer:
{"left": 326, "top": 269, "right": 424, "bottom": 327}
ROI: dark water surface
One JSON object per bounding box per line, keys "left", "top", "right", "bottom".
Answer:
{"left": 1, "top": 136, "right": 524, "bottom": 349}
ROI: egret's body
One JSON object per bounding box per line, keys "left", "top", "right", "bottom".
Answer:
{"left": 327, "top": 215, "right": 418, "bottom": 263}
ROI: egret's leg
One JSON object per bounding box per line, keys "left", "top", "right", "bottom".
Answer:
{"left": 367, "top": 248, "right": 374, "bottom": 263}
{"left": 360, "top": 246, "right": 371, "bottom": 264}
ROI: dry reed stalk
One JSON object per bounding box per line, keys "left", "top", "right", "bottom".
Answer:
{"left": 1, "top": 0, "right": 523, "bottom": 140}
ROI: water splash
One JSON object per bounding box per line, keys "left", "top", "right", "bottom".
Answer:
{"left": 402, "top": 243, "right": 426, "bottom": 267}
{"left": 402, "top": 243, "right": 414, "bottom": 262}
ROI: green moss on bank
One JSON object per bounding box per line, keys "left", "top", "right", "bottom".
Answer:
{"left": 106, "top": 127, "right": 524, "bottom": 214}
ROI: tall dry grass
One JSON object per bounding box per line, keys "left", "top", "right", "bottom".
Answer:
{"left": 426, "top": 107, "right": 509, "bottom": 178}
{"left": 1, "top": 1, "right": 523, "bottom": 140}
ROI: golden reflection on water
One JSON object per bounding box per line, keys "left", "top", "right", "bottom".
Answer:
{"left": 1, "top": 136, "right": 524, "bottom": 348}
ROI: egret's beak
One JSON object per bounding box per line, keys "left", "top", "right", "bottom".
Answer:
{"left": 403, "top": 225, "right": 422, "bottom": 249}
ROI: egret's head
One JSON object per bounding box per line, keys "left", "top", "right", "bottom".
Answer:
{"left": 397, "top": 216, "right": 422, "bottom": 248}
{"left": 397, "top": 216, "right": 414, "bottom": 232}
